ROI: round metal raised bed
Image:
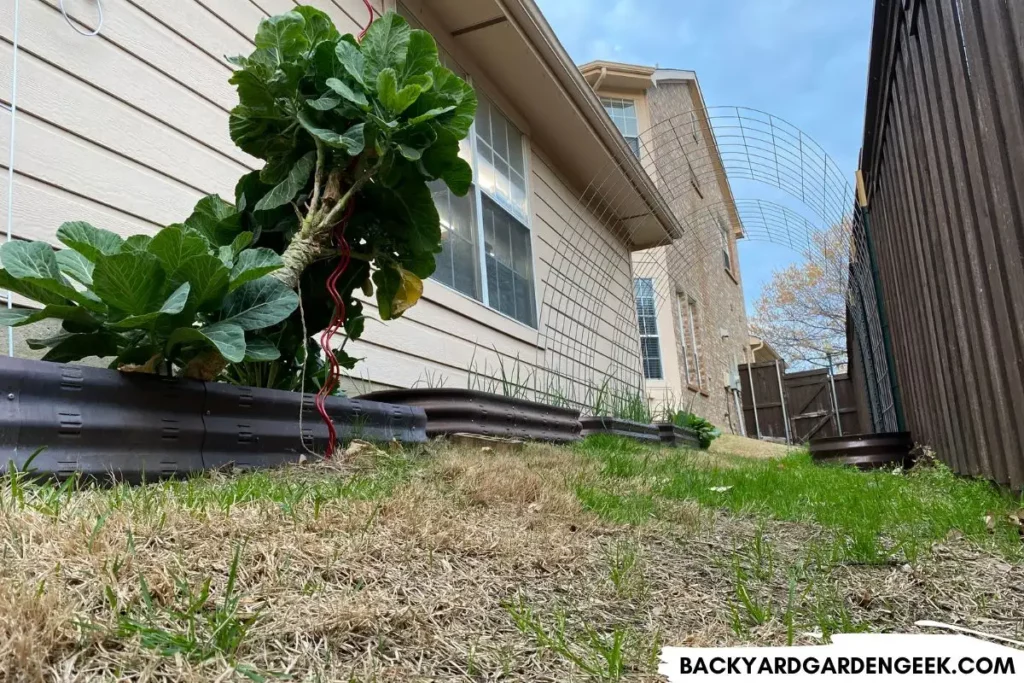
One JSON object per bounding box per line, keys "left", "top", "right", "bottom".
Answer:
{"left": 809, "top": 432, "right": 914, "bottom": 470}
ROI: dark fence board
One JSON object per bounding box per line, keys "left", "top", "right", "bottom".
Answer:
{"left": 861, "top": 0, "right": 1024, "bottom": 487}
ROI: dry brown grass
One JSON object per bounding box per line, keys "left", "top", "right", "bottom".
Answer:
{"left": 1, "top": 439, "right": 1022, "bottom": 682}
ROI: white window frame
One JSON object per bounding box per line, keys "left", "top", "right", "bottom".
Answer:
{"left": 470, "top": 97, "right": 537, "bottom": 328}
{"left": 676, "top": 295, "right": 691, "bottom": 386}
{"left": 685, "top": 296, "right": 703, "bottom": 390}
{"left": 635, "top": 278, "right": 663, "bottom": 380}
{"left": 719, "top": 215, "right": 733, "bottom": 272}
{"left": 601, "top": 97, "right": 641, "bottom": 159}
{"left": 399, "top": 4, "right": 539, "bottom": 329}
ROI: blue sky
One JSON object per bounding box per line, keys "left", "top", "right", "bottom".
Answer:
{"left": 535, "top": 0, "right": 875, "bottom": 312}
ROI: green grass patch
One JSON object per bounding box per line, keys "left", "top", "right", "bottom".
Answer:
{"left": 576, "top": 436, "right": 1023, "bottom": 562}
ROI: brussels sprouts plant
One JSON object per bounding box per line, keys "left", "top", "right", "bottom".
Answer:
{"left": 0, "top": 7, "right": 476, "bottom": 383}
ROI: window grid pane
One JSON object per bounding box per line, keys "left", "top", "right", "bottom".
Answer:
{"left": 483, "top": 195, "right": 536, "bottom": 327}
{"left": 476, "top": 98, "right": 528, "bottom": 221}
{"left": 602, "top": 97, "right": 641, "bottom": 158}
{"left": 634, "top": 278, "right": 663, "bottom": 380}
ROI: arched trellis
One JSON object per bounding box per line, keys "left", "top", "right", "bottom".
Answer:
{"left": 532, "top": 106, "right": 898, "bottom": 432}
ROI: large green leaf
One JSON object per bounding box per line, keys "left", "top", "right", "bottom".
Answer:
{"left": 167, "top": 323, "right": 246, "bottom": 364}
{"left": 56, "top": 249, "right": 95, "bottom": 286}
{"left": 243, "top": 336, "right": 282, "bottom": 362}
{"left": 422, "top": 135, "right": 473, "bottom": 196}
{"left": 169, "top": 254, "right": 231, "bottom": 312}
{"left": 0, "top": 304, "right": 99, "bottom": 329}
{"left": 0, "top": 269, "right": 68, "bottom": 307}
{"left": 254, "top": 12, "right": 307, "bottom": 62}
{"left": 109, "top": 282, "right": 191, "bottom": 330}
{"left": 56, "top": 222, "right": 124, "bottom": 262}
{"left": 121, "top": 235, "right": 153, "bottom": 254}
{"left": 293, "top": 6, "right": 339, "bottom": 47}
{"left": 308, "top": 94, "right": 341, "bottom": 111}
{"left": 335, "top": 38, "right": 367, "bottom": 88}
{"left": 0, "top": 241, "right": 100, "bottom": 310}
{"left": 326, "top": 78, "right": 368, "bottom": 109}
{"left": 254, "top": 152, "right": 315, "bottom": 212}
{"left": 184, "top": 195, "right": 242, "bottom": 247}
{"left": 41, "top": 331, "right": 122, "bottom": 363}
{"left": 377, "top": 67, "right": 422, "bottom": 115}
{"left": 148, "top": 227, "right": 210, "bottom": 275}
{"left": 220, "top": 276, "right": 299, "bottom": 331}
{"left": 399, "top": 30, "right": 439, "bottom": 87}
{"left": 1, "top": 241, "right": 64, "bottom": 283}
{"left": 361, "top": 12, "right": 411, "bottom": 82}
{"left": 92, "top": 252, "right": 167, "bottom": 316}
{"left": 297, "top": 113, "right": 365, "bottom": 155}
{"left": 230, "top": 248, "right": 284, "bottom": 292}
{"left": 229, "top": 104, "right": 294, "bottom": 160}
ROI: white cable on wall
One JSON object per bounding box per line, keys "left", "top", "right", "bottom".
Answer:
{"left": 60, "top": 0, "right": 104, "bottom": 37}
{"left": 5, "top": 0, "right": 22, "bottom": 357}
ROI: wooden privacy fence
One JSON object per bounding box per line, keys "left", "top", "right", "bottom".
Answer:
{"left": 860, "top": 0, "right": 1024, "bottom": 488}
{"left": 739, "top": 362, "right": 866, "bottom": 444}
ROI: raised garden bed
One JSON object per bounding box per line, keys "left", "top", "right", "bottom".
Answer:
{"left": 579, "top": 416, "right": 660, "bottom": 443}
{"left": 359, "top": 388, "right": 581, "bottom": 443}
{"left": 656, "top": 423, "right": 701, "bottom": 449}
{"left": 0, "top": 356, "right": 427, "bottom": 481}
{"left": 810, "top": 432, "right": 914, "bottom": 470}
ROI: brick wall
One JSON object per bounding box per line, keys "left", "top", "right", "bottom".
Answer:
{"left": 636, "top": 80, "right": 751, "bottom": 433}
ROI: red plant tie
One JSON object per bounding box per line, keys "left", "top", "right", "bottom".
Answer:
{"left": 316, "top": 2, "right": 376, "bottom": 458}
{"left": 315, "top": 201, "right": 356, "bottom": 458}
{"left": 358, "top": 0, "right": 376, "bottom": 40}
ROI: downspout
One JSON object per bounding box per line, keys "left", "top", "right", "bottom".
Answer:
{"left": 592, "top": 66, "right": 608, "bottom": 91}
{"left": 745, "top": 344, "right": 762, "bottom": 439}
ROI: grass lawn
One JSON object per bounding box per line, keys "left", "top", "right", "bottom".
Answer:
{"left": 2, "top": 436, "right": 1023, "bottom": 681}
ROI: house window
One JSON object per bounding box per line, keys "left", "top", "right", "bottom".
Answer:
{"left": 401, "top": 6, "right": 536, "bottom": 327}
{"left": 429, "top": 94, "right": 537, "bottom": 326}
{"left": 601, "top": 97, "right": 641, "bottom": 158}
{"left": 634, "top": 278, "right": 663, "bottom": 380}
{"left": 719, "top": 215, "right": 733, "bottom": 272}
{"left": 681, "top": 296, "right": 703, "bottom": 389}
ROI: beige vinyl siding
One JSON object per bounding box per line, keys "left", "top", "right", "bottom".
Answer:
{"left": 0, "top": 0, "right": 381, "bottom": 246}
{"left": 2, "top": 0, "right": 645, "bottom": 405}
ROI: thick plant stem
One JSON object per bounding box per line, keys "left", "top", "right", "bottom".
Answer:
{"left": 272, "top": 171, "right": 369, "bottom": 290}
{"left": 274, "top": 230, "right": 322, "bottom": 290}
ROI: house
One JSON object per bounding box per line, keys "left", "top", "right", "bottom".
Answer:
{"left": 1, "top": 0, "right": 747, "bottom": 430}
{"left": 749, "top": 335, "right": 785, "bottom": 364}
{"left": 581, "top": 62, "right": 750, "bottom": 431}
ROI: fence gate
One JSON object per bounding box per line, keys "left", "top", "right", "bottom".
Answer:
{"left": 740, "top": 362, "right": 863, "bottom": 444}
{"left": 738, "top": 361, "right": 790, "bottom": 442}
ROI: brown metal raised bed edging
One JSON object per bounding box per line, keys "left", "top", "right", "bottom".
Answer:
{"left": 0, "top": 356, "right": 427, "bottom": 482}
{"left": 656, "top": 423, "right": 701, "bottom": 449}
{"left": 809, "top": 432, "right": 913, "bottom": 470}
{"left": 359, "top": 388, "right": 582, "bottom": 443}
{"left": 579, "top": 416, "right": 660, "bottom": 443}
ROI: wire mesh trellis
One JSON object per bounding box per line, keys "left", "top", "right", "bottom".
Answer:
{"left": 529, "top": 105, "right": 898, "bottom": 432}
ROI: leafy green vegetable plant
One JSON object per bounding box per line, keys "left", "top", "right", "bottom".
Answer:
{"left": 228, "top": 7, "right": 476, "bottom": 371}
{"left": 0, "top": 7, "right": 475, "bottom": 382}
{"left": 0, "top": 203, "right": 297, "bottom": 378}
{"left": 668, "top": 410, "right": 720, "bottom": 449}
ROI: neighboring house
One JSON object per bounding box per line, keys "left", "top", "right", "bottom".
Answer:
{"left": 0, "top": 0, "right": 683, "bottom": 409}
{"left": 581, "top": 62, "right": 751, "bottom": 431}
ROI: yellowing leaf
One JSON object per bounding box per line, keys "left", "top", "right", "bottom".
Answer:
{"left": 390, "top": 268, "right": 423, "bottom": 318}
